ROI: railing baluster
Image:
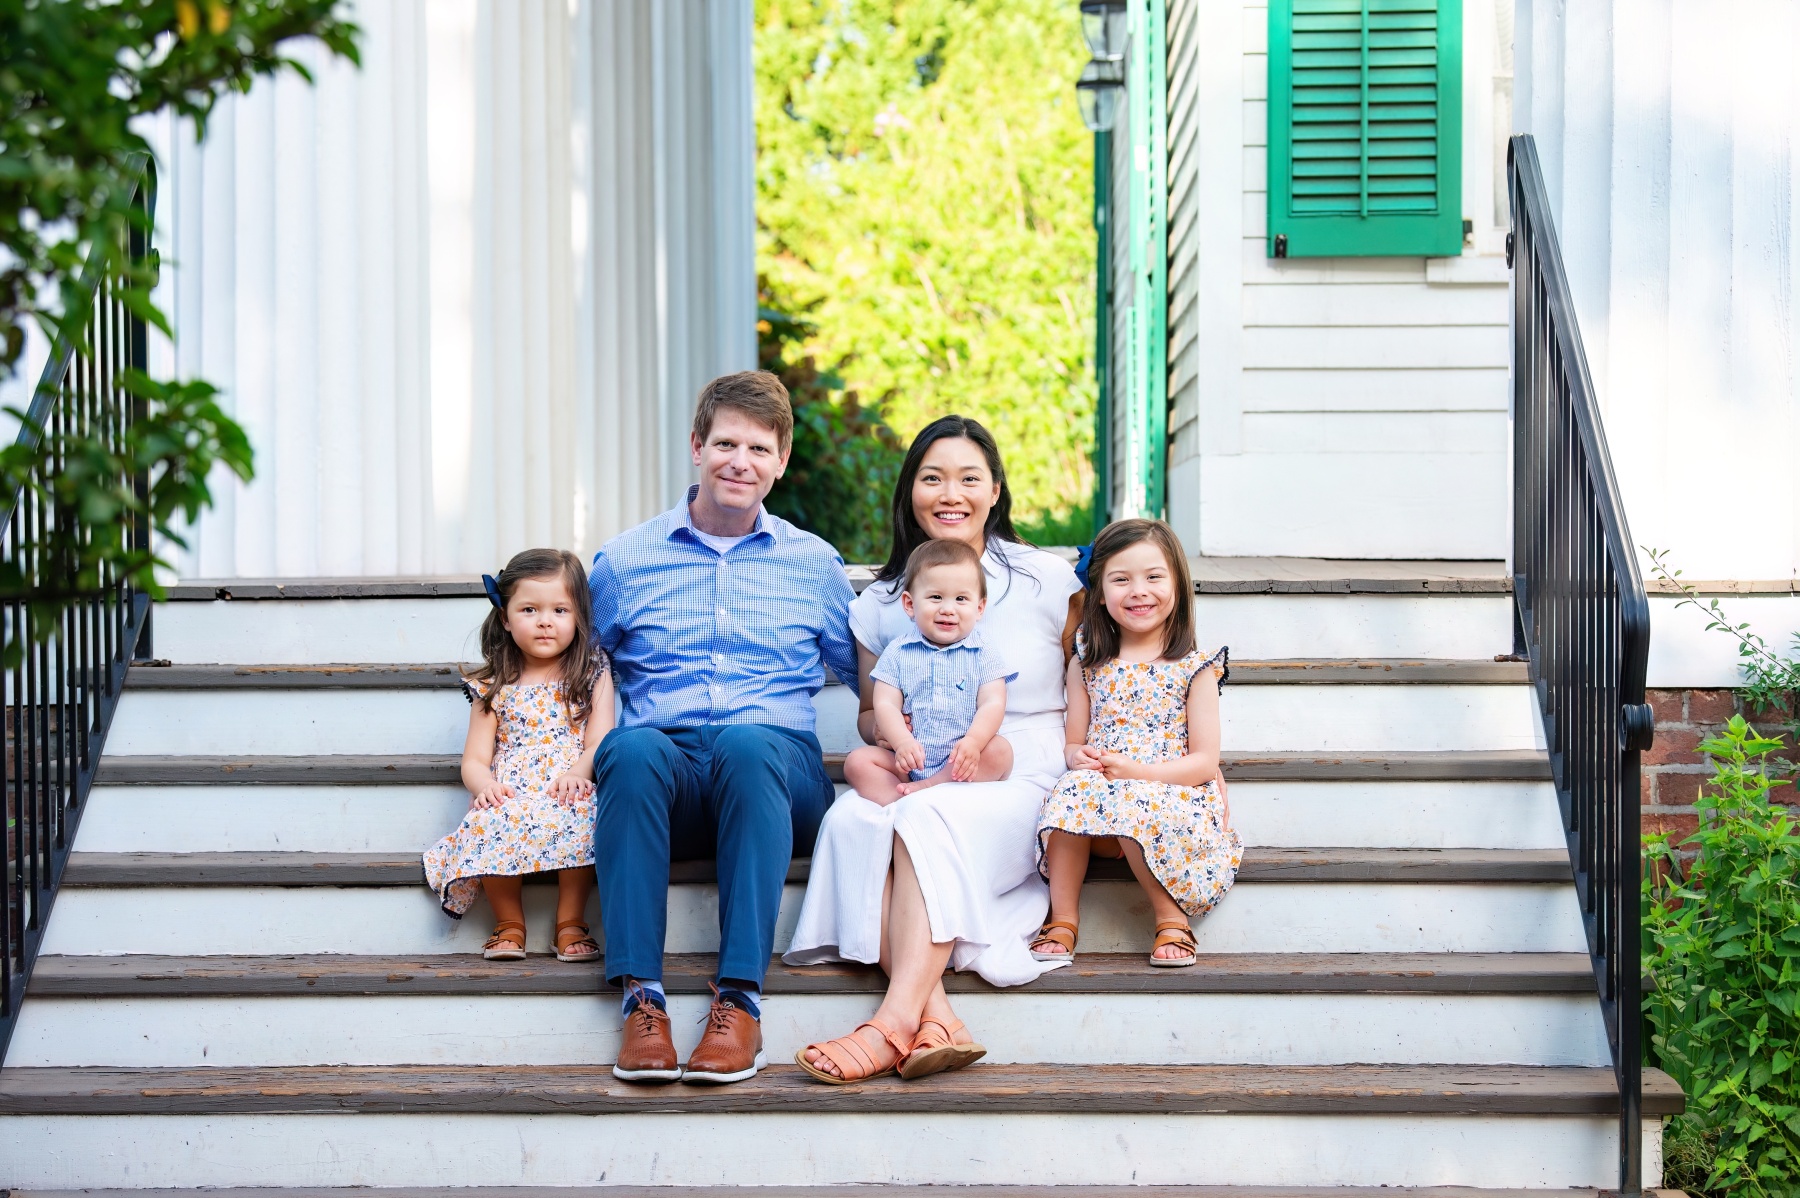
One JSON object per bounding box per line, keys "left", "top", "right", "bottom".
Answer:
{"left": 0, "top": 162, "right": 156, "bottom": 1060}
{"left": 1509, "top": 135, "right": 1652, "bottom": 1196}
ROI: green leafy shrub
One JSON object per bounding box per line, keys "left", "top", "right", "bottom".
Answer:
{"left": 1644, "top": 715, "right": 1800, "bottom": 1197}
{"left": 759, "top": 290, "right": 903, "bottom": 564}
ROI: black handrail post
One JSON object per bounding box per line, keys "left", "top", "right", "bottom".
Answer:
{"left": 0, "top": 160, "right": 156, "bottom": 1061}
{"left": 1508, "top": 134, "right": 1653, "bottom": 1196}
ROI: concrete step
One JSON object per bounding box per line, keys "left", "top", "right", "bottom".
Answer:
{"left": 60, "top": 848, "right": 1574, "bottom": 887}
{"left": 0, "top": 1180, "right": 1699, "bottom": 1187}
{"left": 12, "top": 951, "right": 1610, "bottom": 1070}
{"left": 9, "top": 989, "right": 1610, "bottom": 1069}
{"left": 41, "top": 868, "right": 1588, "bottom": 958}
{"left": 148, "top": 581, "right": 1514, "bottom": 667}
{"left": 102, "top": 673, "right": 1543, "bottom": 756}
{"left": 74, "top": 778, "right": 1567, "bottom": 853}
{"left": 27, "top": 950, "right": 1603, "bottom": 996}
{"left": 0, "top": 1062, "right": 1680, "bottom": 1189}
{"left": 91, "top": 748, "right": 1553, "bottom": 787}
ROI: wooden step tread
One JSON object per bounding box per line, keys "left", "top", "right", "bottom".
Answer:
{"left": 1, "top": 1189, "right": 1689, "bottom": 1198}
{"left": 0, "top": 1062, "right": 1682, "bottom": 1115}
{"left": 122, "top": 658, "right": 1530, "bottom": 688}
{"left": 28, "top": 951, "right": 1598, "bottom": 997}
{"left": 60, "top": 848, "right": 1572, "bottom": 887}
{"left": 93, "top": 749, "right": 1552, "bottom": 786}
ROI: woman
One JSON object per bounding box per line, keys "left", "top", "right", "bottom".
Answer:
{"left": 785, "top": 415, "right": 1082, "bottom": 1083}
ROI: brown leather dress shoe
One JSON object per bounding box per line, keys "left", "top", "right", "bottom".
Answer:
{"left": 613, "top": 992, "right": 682, "bottom": 1083}
{"left": 682, "top": 991, "right": 765, "bottom": 1084}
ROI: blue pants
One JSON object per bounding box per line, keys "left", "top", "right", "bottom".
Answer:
{"left": 592, "top": 724, "right": 832, "bottom": 988}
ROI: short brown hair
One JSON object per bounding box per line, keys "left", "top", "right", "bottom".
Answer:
{"left": 902, "top": 538, "right": 986, "bottom": 598}
{"left": 692, "top": 371, "right": 794, "bottom": 453}
{"left": 1078, "top": 519, "right": 1195, "bottom": 669}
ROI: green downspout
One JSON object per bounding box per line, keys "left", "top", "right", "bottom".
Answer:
{"left": 1144, "top": 0, "right": 1168, "bottom": 518}
{"left": 1092, "top": 129, "right": 1112, "bottom": 535}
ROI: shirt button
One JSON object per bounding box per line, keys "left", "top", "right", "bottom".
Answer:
{"left": 717, "top": 607, "right": 728, "bottom": 617}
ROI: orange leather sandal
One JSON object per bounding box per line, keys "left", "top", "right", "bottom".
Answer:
{"left": 1149, "top": 919, "right": 1198, "bottom": 968}
{"left": 554, "top": 919, "right": 599, "bottom": 962}
{"left": 1029, "top": 919, "right": 1079, "bottom": 962}
{"left": 795, "top": 1017, "right": 912, "bottom": 1085}
{"left": 483, "top": 921, "right": 527, "bottom": 961}
{"left": 899, "top": 1016, "right": 987, "bottom": 1080}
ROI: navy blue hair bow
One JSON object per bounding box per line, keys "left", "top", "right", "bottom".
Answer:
{"left": 481, "top": 574, "right": 505, "bottom": 611}
{"left": 1074, "top": 543, "right": 1094, "bottom": 589}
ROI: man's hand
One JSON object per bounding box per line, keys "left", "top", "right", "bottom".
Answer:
{"left": 471, "top": 782, "right": 515, "bottom": 810}
{"left": 893, "top": 734, "right": 927, "bottom": 776}
{"left": 1066, "top": 742, "right": 1102, "bottom": 771}
{"left": 549, "top": 772, "right": 595, "bottom": 804}
{"left": 949, "top": 735, "right": 986, "bottom": 782}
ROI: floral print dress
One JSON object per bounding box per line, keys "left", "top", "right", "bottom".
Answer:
{"left": 1036, "top": 636, "right": 1241, "bottom": 917}
{"left": 423, "top": 661, "right": 605, "bottom": 916}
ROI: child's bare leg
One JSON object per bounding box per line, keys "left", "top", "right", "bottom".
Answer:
{"left": 844, "top": 745, "right": 909, "bottom": 806}
{"left": 1117, "top": 838, "right": 1192, "bottom": 960}
{"left": 973, "top": 735, "right": 1012, "bottom": 782}
{"left": 553, "top": 868, "right": 598, "bottom": 958}
{"left": 483, "top": 874, "right": 526, "bottom": 952}
{"left": 1029, "top": 831, "right": 1093, "bottom": 955}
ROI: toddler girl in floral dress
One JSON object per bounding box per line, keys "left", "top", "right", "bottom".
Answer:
{"left": 1030, "top": 518, "right": 1241, "bottom": 968}
{"left": 424, "top": 548, "right": 614, "bottom": 962}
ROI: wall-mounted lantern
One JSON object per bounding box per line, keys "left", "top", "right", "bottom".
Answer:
{"left": 1079, "top": 0, "right": 1129, "bottom": 61}
{"left": 1077, "top": 56, "right": 1126, "bottom": 132}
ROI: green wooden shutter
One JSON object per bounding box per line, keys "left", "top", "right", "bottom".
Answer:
{"left": 1268, "top": 0, "right": 1462, "bottom": 257}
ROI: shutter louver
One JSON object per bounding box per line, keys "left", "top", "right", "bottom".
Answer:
{"left": 1269, "top": 0, "right": 1463, "bottom": 257}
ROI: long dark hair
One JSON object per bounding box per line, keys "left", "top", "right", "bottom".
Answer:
{"left": 875, "top": 415, "right": 1025, "bottom": 587}
{"left": 1078, "top": 519, "right": 1196, "bottom": 669}
{"left": 468, "top": 548, "right": 599, "bottom": 726}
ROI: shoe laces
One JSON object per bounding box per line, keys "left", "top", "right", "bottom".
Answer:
{"left": 624, "top": 980, "right": 663, "bottom": 1029}
{"left": 701, "top": 981, "right": 743, "bottom": 1033}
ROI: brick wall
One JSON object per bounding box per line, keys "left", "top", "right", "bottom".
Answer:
{"left": 1644, "top": 688, "right": 1797, "bottom": 844}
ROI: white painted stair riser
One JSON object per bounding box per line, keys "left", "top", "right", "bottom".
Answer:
{"left": 102, "top": 682, "right": 1543, "bottom": 756}
{"left": 75, "top": 779, "right": 1570, "bottom": 853}
{"left": 7, "top": 992, "right": 1613, "bottom": 1069}
{"left": 0, "top": 1112, "right": 1663, "bottom": 1190}
{"left": 39, "top": 881, "right": 1592, "bottom": 956}
{"left": 150, "top": 593, "right": 1514, "bottom": 666}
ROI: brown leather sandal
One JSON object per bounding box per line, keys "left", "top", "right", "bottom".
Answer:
{"left": 899, "top": 1016, "right": 987, "bottom": 1080}
{"left": 483, "top": 921, "right": 527, "bottom": 961}
{"left": 1149, "top": 919, "right": 1198, "bottom": 968}
{"left": 1029, "top": 919, "right": 1079, "bottom": 962}
{"left": 795, "top": 1017, "right": 912, "bottom": 1085}
{"left": 554, "top": 919, "right": 600, "bottom": 962}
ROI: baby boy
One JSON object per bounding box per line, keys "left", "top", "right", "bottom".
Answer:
{"left": 843, "top": 539, "right": 1015, "bottom": 805}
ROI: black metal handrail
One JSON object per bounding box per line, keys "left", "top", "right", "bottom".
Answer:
{"left": 0, "top": 161, "right": 155, "bottom": 1061}
{"left": 1508, "top": 134, "right": 1654, "bottom": 1195}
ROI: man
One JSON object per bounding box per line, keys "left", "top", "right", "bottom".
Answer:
{"left": 589, "top": 370, "right": 858, "bottom": 1085}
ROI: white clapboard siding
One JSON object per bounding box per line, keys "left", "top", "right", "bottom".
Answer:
{"left": 1156, "top": 1, "right": 1511, "bottom": 559}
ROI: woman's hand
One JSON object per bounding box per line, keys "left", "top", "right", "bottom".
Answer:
{"left": 1097, "top": 752, "right": 1148, "bottom": 782}
{"left": 873, "top": 713, "right": 913, "bottom": 752}
{"left": 1066, "top": 742, "right": 1102, "bottom": 771}
{"left": 470, "top": 782, "right": 515, "bottom": 810}
{"left": 549, "top": 772, "right": 595, "bottom": 804}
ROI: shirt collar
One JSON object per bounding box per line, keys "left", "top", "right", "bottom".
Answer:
{"left": 665, "top": 484, "right": 775, "bottom": 547}
{"left": 896, "top": 624, "right": 983, "bottom": 653}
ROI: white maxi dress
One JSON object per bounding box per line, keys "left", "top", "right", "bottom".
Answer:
{"left": 785, "top": 541, "right": 1081, "bottom": 986}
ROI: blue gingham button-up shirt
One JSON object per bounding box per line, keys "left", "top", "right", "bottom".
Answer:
{"left": 870, "top": 626, "right": 1014, "bottom": 776}
{"left": 589, "top": 488, "right": 860, "bottom": 733}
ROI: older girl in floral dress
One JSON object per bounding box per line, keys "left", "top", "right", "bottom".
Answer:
{"left": 1031, "top": 518, "right": 1241, "bottom": 968}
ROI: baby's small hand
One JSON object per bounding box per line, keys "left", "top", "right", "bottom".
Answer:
{"left": 894, "top": 736, "right": 927, "bottom": 775}
{"left": 549, "top": 772, "right": 595, "bottom": 804}
{"left": 1066, "top": 743, "right": 1102, "bottom": 771}
{"left": 470, "top": 782, "right": 514, "bottom": 809}
{"left": 949, "top": 737, "right": 983, "bottom": 781}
